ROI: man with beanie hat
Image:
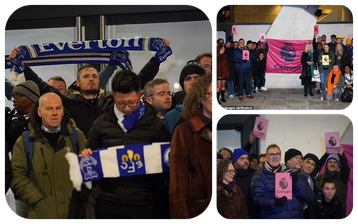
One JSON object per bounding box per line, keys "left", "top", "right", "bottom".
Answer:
{"left": 315, "top": 145, "right": 350, "bottom": 218}
{"left": 232, "top": 148, "right": 260, "bottom": 218}
{"left": 5, "top": 80, "right": 40, "bottom": 218}
{"left": 164, "top": 59, "right": 206, "bottom": 136}
{"left": 284, "top": 148, "right": 315, "bottom": 218}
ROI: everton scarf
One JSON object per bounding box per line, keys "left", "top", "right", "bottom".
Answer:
{"left": 121, "top": 101, "right": 145, "bottom": 132}
{"left": 9, "top": 37, "right": 173, "bottom": 78}
{"left": 65, "top": 142, "right": 171, "bottom": 191}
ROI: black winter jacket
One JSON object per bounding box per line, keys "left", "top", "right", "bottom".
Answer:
{"left": 23, "top": 57, "right": 160, "bottom": 138}
{"left": 85, "top": 103, "right": 170, "bottom": 216}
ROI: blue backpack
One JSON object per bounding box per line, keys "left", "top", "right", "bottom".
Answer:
{"left": 22, "top": 126, "right": 79, "bottom": 175}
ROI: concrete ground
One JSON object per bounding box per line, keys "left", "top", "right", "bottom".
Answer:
{"left": 219, "top": 88, "right": 351, "bottom": 110}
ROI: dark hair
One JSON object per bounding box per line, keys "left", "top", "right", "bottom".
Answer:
{"left": 195, "top": 52, "right": 212, "bottom": 63}
{"left": 76, "top": 64, "right": 98, "bottom": 80}
{"left": 111, "top": 70, "right": 141, "bottom": 94}
{"left": 219, "top": 148, "right": 233, "bottom": 158}
{"left": 344, "top": 64, "right": 352, "bottom": 70}
{"left": 239, "top": 38, "right": 245, "bottom": 43}
{"left": 257, "top": 153, "right": 266, "bottom": 161}
{"left": 331, "top": 34, "right": 337, "bottom": 39}
{"left": 47, "top": 76, "right": 67, "bottom": 89}
{"left": 217, "top": 43, "right": 225, "bottom": 54}
{"left": 217, "top": 38, "right": 224, "bottom": 44}
{"left": 321, "top": 176, "right": 336, "bottom": 190}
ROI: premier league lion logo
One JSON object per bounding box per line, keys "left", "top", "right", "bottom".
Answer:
{"left": 329, "top": 136, "right": 337, "bottom": 146}
{"left": 279, "top": 178, "right": 289, "bottom": 189}
{"left": 257, "top": 122, "right": 264, "bottom": 131}
{"left": 280, "top": 42, "right": 296, "bottom": 63}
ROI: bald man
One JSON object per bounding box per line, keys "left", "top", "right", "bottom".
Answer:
{"left": 11, "top": 92, "right": 87, "bottom": 218}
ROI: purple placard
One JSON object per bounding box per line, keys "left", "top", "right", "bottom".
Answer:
{"left": 275, "top": 173, "right": 292, "bottom": 200}
{"left": 232, "top": 25, "right": 237, "bottom": 35}
{"left": 260, "top": 33, "right": 266, "bottom": 42}
{"left": 243, "top": 50, "right": 250, "bottom": 61}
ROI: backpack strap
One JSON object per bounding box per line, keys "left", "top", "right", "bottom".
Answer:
{"left": 70, "top": 126, "right": 79, "bottom": 155}
{"left": 22, "top": 130, "right": 33, "bottom": 176}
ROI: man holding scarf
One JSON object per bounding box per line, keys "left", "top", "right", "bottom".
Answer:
{"left": 80, "top": 70, "right": 170, "bottom": 218}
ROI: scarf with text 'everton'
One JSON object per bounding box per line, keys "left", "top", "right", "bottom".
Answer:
{"left": 9, "top": 37, "right": 173, "bottom": 75}
{"left": 65, "top": 142, "right": 170, "bottom": 191}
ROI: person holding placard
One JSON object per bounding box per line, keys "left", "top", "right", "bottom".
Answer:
{"left": 233, "top": 38, "right": 255, "bottom": 101}
{"left": 315, "top": 145, "right": 350, "bottom": 218}
{"left": 318, "top": 44, "right": 335, "bottom": 99}
{"left": 251, "top": 144, "right": 307, "bottom": 219}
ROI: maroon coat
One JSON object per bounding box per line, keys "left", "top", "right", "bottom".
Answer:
{"left": 169, "top": 112, "right": 212, "bottom": 218}
{"left": 217, "top": 184, "right": 249, "bottom": 219}
{"left": 217, "top": 53, "right": 230, "bottom": 80}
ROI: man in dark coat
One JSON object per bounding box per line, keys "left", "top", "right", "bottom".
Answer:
{"left": 80, "top": 70, "right": 170, "bottom": 219}
{"left": 232, "top": 148, "right": 260, "bottom": 218}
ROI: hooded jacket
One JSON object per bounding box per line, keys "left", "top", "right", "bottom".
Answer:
{"left": 11, "top": 102, "right": 86, "bottom": 219}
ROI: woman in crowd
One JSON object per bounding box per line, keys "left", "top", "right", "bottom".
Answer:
{"left": 308, "top": 176, "right": 342, "bottom": 219}
{"left": 169, "top": 75, "right": 212, "bottom": 218}
{"left": 217, "top": 43, "right": 230, "bottom": 104}
{"left": 335, "top": 43, "right": 352, "bottom": 74}
{"left": 300, "top": 43, "right": 315, "bottom": 97}
{"left": 324, "top": 64, "right": 345, "bottom": 101}
{"left": 217, "top": 159, "right": 249, "bottom": 219}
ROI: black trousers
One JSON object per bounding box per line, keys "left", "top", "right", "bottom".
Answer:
{"left": 95, "top": 197, "right": 155, "bottom": 219}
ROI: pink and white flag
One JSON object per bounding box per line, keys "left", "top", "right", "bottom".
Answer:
{"left": 266, "top": 39, "right": 312, "bottom": 74}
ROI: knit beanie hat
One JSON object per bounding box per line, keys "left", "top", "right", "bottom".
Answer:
{"left": 346, "top": 38, "right": 352, "bottom": 45}
{"left": 326, "top": 154, "right": 341, "bottom": 168}
{"left": 225, "top": 40, "right": 232, "bottom": 45}
{"left": 232, "top": 148, "right": 249, "bottom": 164}
{"left": 179, "top": 60, "right": 206, "bottom": 93}
{"left": 284, "top": 148, "right": 303, "bottom": 164}
{"left": 303, "top": 153, "right": 319, "bottom": 167}
{"left": 12, "top": 80, "right": 40, "bottom": 103}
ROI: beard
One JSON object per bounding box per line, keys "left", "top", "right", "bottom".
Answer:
{"left": 81, "top": 88, "right": 99, "bottom": 96}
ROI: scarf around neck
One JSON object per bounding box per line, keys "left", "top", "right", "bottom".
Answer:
{"left": 327, "top": 70, "right": 341, "bottom": 95}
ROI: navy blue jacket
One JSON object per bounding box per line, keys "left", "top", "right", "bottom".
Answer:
{"left": 233, "top": 46, "right": 254, "bottom": 70}
{"left": 251, "top": 163, "right": 305, "bottom": 219}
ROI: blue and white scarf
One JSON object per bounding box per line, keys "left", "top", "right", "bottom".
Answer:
{"left": 9, "top": 37, "right": 173, "bottom": 79}
{"left": 65, "top": 142, "right": 171, "bottom": 191}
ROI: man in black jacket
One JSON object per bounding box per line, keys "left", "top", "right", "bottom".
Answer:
{"left": 9, "top": 46, "right": 162, "bottom": 139}
{"left": 80, "top": 70, "right": 170, "bottom": 219}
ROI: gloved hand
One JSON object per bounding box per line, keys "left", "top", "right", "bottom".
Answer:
{"left": 275, "top": 196, "right": 287, "bottom": 207}
{"left": 290, "top": 172, "right": 299, "bottom": 183}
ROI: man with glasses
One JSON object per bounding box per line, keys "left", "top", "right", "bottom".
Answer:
{"left": 251, "top": 144, "right": 307, "bottom": 218}
{"left": 81, "top": 70, "right": 170, "bottom": 219}
{"left": 143, "top": 78, "right": 172, "bottom": 120}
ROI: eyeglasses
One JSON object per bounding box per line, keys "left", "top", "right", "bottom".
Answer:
{"left": 11, "top": 93, "right": 26, "bottom": 101}
{"left": 227, "top": 170, "right": 236, "bottom": 174}
{"left": 148, "top": 91, "right": 173, "bottom": 97}
{"left": 268, "top": 153, "right": 281, "bottom": 157}
{"left": 204, "top": 92, "right": 212, "bottom": 98}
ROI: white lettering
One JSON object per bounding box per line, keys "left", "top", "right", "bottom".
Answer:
{"left": 120, "top": 162, "right": 128, "bottom": 170}
{"left": 136, "top": 161, "right": 143, "bottom": 169}
{"left": 107, "top": 39, "right": 122, "bottom": 48}
{"left": 123, "top": 39, "right": 130, "bottom": 47}
{"left": 53, "top": 42, "right": 66, "bottom": 51}
{"left": 128, "top": 162, "right": 135, "bottom": 173}
{"left": 98, "top": 40, "right": 107, "bottom": 49}
{"left": 133, "top": 38, "right": 140, "bottom": 47}
{"left": 68, "top": 41, "right": 82, "bottom": 50}
{"left": 38, "top": 43, "right": 54, "bottom": 53}
{"left": 83, "top": 41, "right": 92, "bottom": 49}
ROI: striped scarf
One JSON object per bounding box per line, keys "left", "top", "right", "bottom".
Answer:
{"left": 65, "top": 142, "right": 171, "bottom": 191}
{"left": 9, "top": 37, "right": 173, "bottom": 81}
